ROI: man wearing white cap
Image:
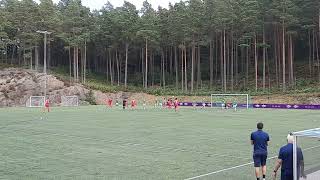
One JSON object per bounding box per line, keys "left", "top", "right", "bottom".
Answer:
{"left": 272, "top": 134, "right": 306, "bottom": 180}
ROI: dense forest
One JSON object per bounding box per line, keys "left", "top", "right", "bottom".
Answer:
{"left": 0, "top": 0, "right": 319, "bottom": 93}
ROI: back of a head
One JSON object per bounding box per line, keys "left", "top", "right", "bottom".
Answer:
{"left": 287, "top": 134, "right": 294, "bottom": 143}
{"left": 257, "top": 122, "right": 264, "bottom": 130}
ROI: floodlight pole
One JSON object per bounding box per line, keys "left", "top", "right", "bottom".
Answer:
{"left": 36, "top": 30, "right": 52, "bottom": 99}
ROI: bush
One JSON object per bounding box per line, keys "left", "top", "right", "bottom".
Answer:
{"left": 85, "top": 90, "right": 96, "bottom": 105}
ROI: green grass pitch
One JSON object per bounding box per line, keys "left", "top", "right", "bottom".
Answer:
{"left": 0, "top": 106, "right": 319, "bottom": 180}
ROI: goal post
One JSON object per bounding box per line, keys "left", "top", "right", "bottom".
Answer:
{"left": 61, "top": 96, "right": 79, "bottom": 107}
{"left": 292, "top": 128, "right": 320, "bottom": 180}
{"left": 27, "top": 96, "right": 45, "bottom": 107}
{"left": 210, "top": 94, "right": 249, "bottom": 109}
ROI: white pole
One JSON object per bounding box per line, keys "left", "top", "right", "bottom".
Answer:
{"left": 293, "top": 136, "right": 297, "bottom": 180}
{"left": 36, "top": 31, "right": 51, "bottom": 104}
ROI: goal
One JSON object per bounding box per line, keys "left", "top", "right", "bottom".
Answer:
{"left": 61, "top": 96, "right": 79, "bottom": 107}
{"left": 210, "top": 94, "right": 249, "bottom": 109}
{"left": 27, "top": 96, "right": 45, "bottom": 107}
{"left": 292, "top": 128, "right": 320, "bottom": 180}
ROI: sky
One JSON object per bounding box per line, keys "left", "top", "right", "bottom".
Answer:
{"left": 48, "top": 0, "right": 183, "bottom": 10}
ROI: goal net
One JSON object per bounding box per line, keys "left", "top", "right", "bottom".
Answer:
{"left": 293, "top": 128, "right": 320, "bottom": 180}
{"left": 61, "top": 96, "right": 79, "bottom": 107}
{"left": 210, "top": 94, "right": 249, "bottom": 109}
{"left": 27, "top": 96, "right": 45, "bottom": 107}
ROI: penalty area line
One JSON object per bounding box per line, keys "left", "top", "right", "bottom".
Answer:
{"left": 184, "top": 144, "right": 320, "bottom": 180}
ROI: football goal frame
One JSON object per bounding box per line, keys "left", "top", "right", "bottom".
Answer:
{"left": 61, "top": 96, "right": 79, "bottom": 107}
{"left": 27, "top": 96, "right": 45, "bottom": 108}
{"left": 210, "top": 94, "right": 249, "bottom": 109}
{"left": 292, "top": 128, "right": 320, "bottom": 180}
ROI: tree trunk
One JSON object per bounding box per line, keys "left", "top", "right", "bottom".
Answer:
{"left": 162, "top": 49, "right": 166, "bottom": 89}
{"left": 151, "top": 51, "right": 154, "bottom": 86}
{"left": 84, "top": 41, "right": 87, "bottom": 84}
{"left": 175, "top": 46, "right": 178, "bottom": 89}
{"left": 267, "top": 48, "right": 271, "bottom": 90}
{"left": 312, "top": 29, "right": 316, "bottom": 76}
{"left": 145, "top": 39, "right": 148, "bottom": 89}
{"left": 141, "top": 48, "right": 145, "bottom": 87}
{"left": 289, "top": 34, "right": 294, "bottom": 86}
{"left": 169, "top": 47, "right": 172, "bottom": 74}
{"left": 223, "top": 29, "right": 227, "bottom": 92}
{"left": 30, "top": 46, "right": 33, "bottom": 70}
{"left": 116, "top": 49, "right": 120, "bottom": 86}
{"left": 215, "top": 36, "right": 218, "bottom": 83}
{"left": 309, "top": 30, "right": 312, "bottom": 77}
{"left": 278, "top": 26, "right": 282, "bottom": 88}
{"left": 254, "top": 34, "right": 258, "bottom": 91}
{"left": 316, "top": 29, "right": 320, "bottom": 82}
{"left": 263, "top": 29, "right": 266, "bottom": 91}
{"left": 209, "top": 40, "right": 214, "bottom": 88}
{"left": 80, "top": 47, "right": 84, "bottom": 83}
{"left": 106, "top": 50, "right": 109, "bottom": 82}
{"left": 220, "top": 32, "right": 224, "bottom": 90}
{"left": 197, "top": 45, "right": 201, "bottom": 89}
{"left": 23, "top": 44, "right": 26, "bottom": 66}
{"left": 282, "top": 21, "right": 286, "bottom": 92}
{"left": 77, "top": 46, "right": 79, "bottom": 82}
{"left": 69, "top": 47, "right": 72, "bottom": 83}
{"left": 275, "top": 29, "right": 279, "bottom": 87}
{"left": 191, "top": 40, "right": 195, "bottom": 92}
{"left": 184, "top": 46, "right": 187, "bottom": 92}
{"left": 246, "top": 40, "right": 249, "bottom": 87}
{"left": 11, "top": 45, "right": 15, "bottom": 65}
{"left": 181, "top": 47, "right": 184, "bottom": 90}
{"left": 73, "top": 47, "right": 76, "bottom": 81}
{"left": 119, "top": 53, "right": 123, "bottom": 84}
{"left": 109, "top": 49, "right": 113, "bottom": 85}
{"left": 35, "top": 46, "right": 39, "bottom": 71}
{"left": 235, "top": 40, "right": 238, "bottom": 86}
{"left": 48, "top": 41, "right": 51, "bottom": 70}
{"left": 125, "top": 43, "right": 128, "bottom": 88}
{"left": 231, "top": 34, "right": 234, "bottom": 91}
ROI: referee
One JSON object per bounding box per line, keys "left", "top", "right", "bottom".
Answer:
{"left": 251, "top": 122, "right": 270, "bottom": 180}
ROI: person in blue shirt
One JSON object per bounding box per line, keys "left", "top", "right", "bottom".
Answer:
{"left": 251, "top": 122, "right": 270, "bottom": 180}
{"left": 273, "top": 134, "right": 306, "bottom": 180}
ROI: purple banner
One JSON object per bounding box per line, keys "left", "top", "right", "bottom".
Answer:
{"left": 179, "top": 102, "right": 320, "bottom": 110}
{"left": 252, "top": 104, "right": 320, "bottom": 110}
{"left": 179, "top": 102, "right": 249, "bottom": 108}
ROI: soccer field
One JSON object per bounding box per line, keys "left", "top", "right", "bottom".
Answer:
{"left": 0, "top": 106, "right": 319, "bottom": 180}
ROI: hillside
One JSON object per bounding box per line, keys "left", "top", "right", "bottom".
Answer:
{"left": 0, "top": 68, "right": 158, "bottom": 107}
{"left": 0, "top": 67, "right": 319, "bottom": 107}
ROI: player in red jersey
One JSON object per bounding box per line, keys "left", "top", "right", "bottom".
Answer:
{"left": 108, "top": 98, "right": 113, "bottom": 108}
{"left": 105, "top": 99, "right": 109, "bottom": 107}
{"left": 44, "top": 99, "right": 50, "bottom": 112}
{"left": 174, "top": 98, "right": 179, "bottom": 112}
{"left": 131, "top": 99, "right": 137, "bottom": 109}
{"left": 167, "top": 98, "right": 172, "bottom": 109}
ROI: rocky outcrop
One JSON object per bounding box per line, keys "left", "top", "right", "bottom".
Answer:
{"left": 0, "top": 68, "right": 158, "bottom": 107}
{"left": 0, "top": 68, "right": 91, "bottom": 107}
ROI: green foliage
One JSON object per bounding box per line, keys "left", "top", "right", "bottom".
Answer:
{"left": 85, "top": 90, "right": 96, "bottom": 105}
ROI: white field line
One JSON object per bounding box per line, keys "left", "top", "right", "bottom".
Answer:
{"left": 184, "top": 145, "right": 320, "bottom": 180}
